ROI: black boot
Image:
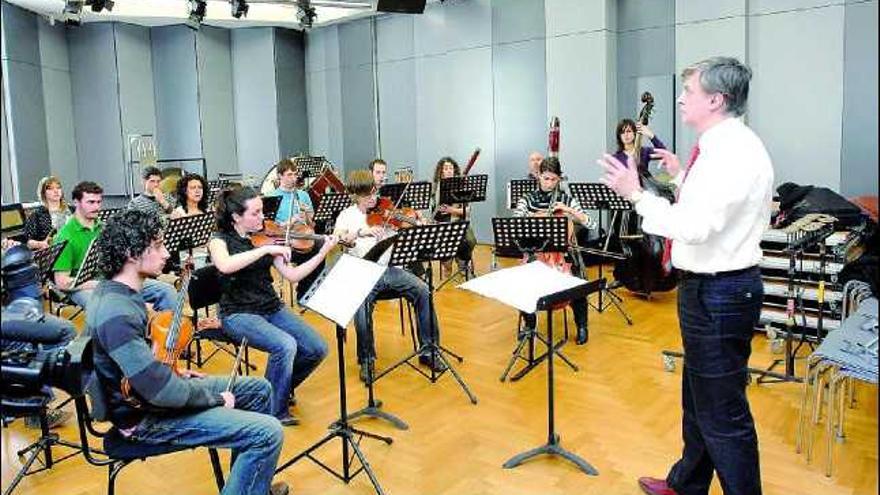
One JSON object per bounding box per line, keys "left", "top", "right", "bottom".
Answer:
{"left": 576, "top": 326, "right": 589, "bottom": 345}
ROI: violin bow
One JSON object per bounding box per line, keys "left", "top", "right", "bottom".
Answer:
{"left": 225, "top": 336, "right": 248, "bottom": 393}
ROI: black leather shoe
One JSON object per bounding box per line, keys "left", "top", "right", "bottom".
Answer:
{"left": 418, "top": 353, "right": 448, "bottom": 373}
{"left": 576, "top": 326, "right": 589, "bottom": 345}
{"left": 279, "top": 415, "right": 300, "bottom": 427}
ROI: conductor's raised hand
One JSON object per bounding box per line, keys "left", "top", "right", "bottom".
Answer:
{"left": 597, "top": 153, "right": 640, "bottom": 198}
{"left": 650, "top": 148, "right": 682, "bottom": 178}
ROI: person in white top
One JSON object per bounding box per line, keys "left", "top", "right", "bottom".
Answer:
{"left": 334, "top": 170, "right": 447, "bottom": 383}
{"left": 600, "top": 57, "right": 771, "bottom": 495}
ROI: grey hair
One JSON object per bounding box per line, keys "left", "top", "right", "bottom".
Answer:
{"left": 681, "top": 57, "right": 752, "bottom": 117}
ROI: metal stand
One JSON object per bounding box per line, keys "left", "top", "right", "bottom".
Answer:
{"left": 275, "top": 324, "right": 391, "bottom": 495}
{"left": 569, "top": 183, "right": 633, "bottom": 325}
{"left": 434, "top": 174, "right": 488, "bottom": 291}
{"left": 372, "top": 223, "right": 478, "bottom": 404}
{"left": 347, "top": 362, "right": 409, "bottom": 431}
{"left": 503, "top": 282, "right": 600, "bottom": 476}
{"left": 500, "top": 320, "right": 578, "bottom": 382}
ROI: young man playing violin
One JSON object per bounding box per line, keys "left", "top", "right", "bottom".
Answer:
{"left": 513, "top": 157, "right": 595, "bottom": 345}
{"left": 87, "top": 209, "right": 290, "bottom": 495}
{"left": 209, "top": 185, "right": 337, "bottom": 426}
{"left": 334, "top": 170, "right": 447, "bottom": 383}
{"left": 267, "top": 158, "right": 325, "bottom": 303}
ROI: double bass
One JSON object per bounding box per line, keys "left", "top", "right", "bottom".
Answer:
{"left": 612, "top": 92, "right": 678, "bottom": 295}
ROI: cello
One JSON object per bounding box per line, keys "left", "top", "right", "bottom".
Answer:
{"left": 612, "top": 92, "right": 678, "bottom": 295}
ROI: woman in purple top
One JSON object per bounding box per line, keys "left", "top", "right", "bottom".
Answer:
{"left": 613, "top": 118, "right": 666, "bottom": 174}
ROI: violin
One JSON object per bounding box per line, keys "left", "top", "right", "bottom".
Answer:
{"left": 367, "top": 196, "right": 420, "bottom": 229}
{"left": 121, "top": 258, "right": 196, "bottom": 404}
{"left": 257, "top": 219, "right": 352, "bottom": 252}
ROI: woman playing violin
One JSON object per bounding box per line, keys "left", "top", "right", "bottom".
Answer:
{"left": 513, "top": 157, "right": 595, "bottom": 345}
{"left": 208, "top": 185, "right": 337, "bottom": 426}
{"left": 432, "top": 156, "right": 477, "bottom": 276}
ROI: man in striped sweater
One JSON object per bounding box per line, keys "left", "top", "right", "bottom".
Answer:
{"left": 86, "top": 209, "right": 289, "bottom": 495}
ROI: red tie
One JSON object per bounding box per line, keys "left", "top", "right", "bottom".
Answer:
{"left": 661, "top": 144, "right": 701, "bottom": 274}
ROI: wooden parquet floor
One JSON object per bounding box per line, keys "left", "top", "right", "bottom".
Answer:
{"left": 2, "top": 246, "right": 877, "bottom": 495}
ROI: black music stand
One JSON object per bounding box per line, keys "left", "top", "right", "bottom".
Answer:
{"left": 96, "top": 208, "right": 121, "bottom": 223}
{"left": 293, "top": 155, "right": 327, "bottom": 179}
{"left": 313, "top": 191, "right": 352, "bottom": 233}
{"left": 208, "top": 178, "right": 231, "bottom": 190}
{"left": 164, "top": 213, "right": 215, "bottom": 255}
{"left": 434, "top": 174, "right": 488, "bottom": 289}
{"left": 491, "top": 217, "right": 579, "bottom": 381}
{"left": 70, "top": 239, "right": 102, "bottom": 289}
{"left": 502, "top": 281, "right": 601, "bottom": 476}
{"left": 33, "top": 241, "right": 67, "bottom": 284}
{"left": 569, "top": 183, "right": 633, "bottom": 325}
{"left": 276, "top": 256, "right": 391, "bottom": 495}
{"left": 372, "top": 222, "right": 478, "bottom": 404}
{"left": 260, "top": 195, "right": 282, "bottom": 222}
{"left": 378, "top": 181, "right": 433, "bottom": 210}
{"left": 508, "top": 179, "right": 538, "bottom": 210}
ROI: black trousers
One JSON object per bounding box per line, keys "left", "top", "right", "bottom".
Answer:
{"left": 667, "top": 267, "right": 763, "bottom": 495}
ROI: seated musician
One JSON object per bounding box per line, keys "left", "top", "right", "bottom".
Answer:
{"left": 170, "top": 172, "right": 209, "bottom": 219}
{"left": 128, "top": 166, "right": 175, "bottom": 218}
{"left": 369, "top": 158, "right": 388, "bottom": 188}
{"left": 513, "top": 157, "right": 595, "bottom": 345}
{"left": 53, "top": 181, "right": 177, "bottom": 311}
{"left": 87, "top": 209, "right": 290, "bottom": 495}
{"left": 334, "top": 170, "right": 447, "bottom": 383}
{"left": 432, "top": 156, "right": 477, "bottom": 276}
{"left": 266, "top": 158, "right": 325, "bottom": 303}
{"left": 208, "top": 185, "right": 335, "bottom": 426}
{"left": 23, "top": 176, "right": 72, "bottom": 251}
{"left": 527, "top": 151, "right": 543, "bottom": 180}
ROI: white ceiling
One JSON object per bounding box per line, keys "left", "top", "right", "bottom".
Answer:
{"left": 6, "top": 0, "right": 380, "bottom": 29}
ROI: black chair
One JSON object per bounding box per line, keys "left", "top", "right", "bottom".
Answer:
{"left": 1, "top": 394, "right": 83, "bottom": 495}
{"left": 73, "top": 379, "right": 225, "bottom": 495}
{"left": 186, "top": 264, "right": 255, "bottom": 374}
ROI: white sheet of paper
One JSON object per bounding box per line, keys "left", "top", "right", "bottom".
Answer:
{"left": 305, "top": 254, "right": 387, "bottom": 327}
{"left": 458, "top": 261, "right": 586, "bottom": 313}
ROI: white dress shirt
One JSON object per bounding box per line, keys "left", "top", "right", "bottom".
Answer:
{"left": 333, "top": 204, "right": 393, "bottom": 265}
{"left": 634, "top": 117, "right": 774, "bottom": 274}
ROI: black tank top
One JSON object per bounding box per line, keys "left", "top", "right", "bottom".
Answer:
{"left": 213, "top": 231, "right": 282, "bottom": 316}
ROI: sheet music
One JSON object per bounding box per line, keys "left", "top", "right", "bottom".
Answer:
{"left": 459, "top": 261, "right": 584, "bottom": 314}
{"left": 305, "top": 254, "right": 386, "bottom": 327}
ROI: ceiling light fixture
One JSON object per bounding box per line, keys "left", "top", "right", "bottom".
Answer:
{"left": 186, "top": 0, "right": 207, "bottom": 29}
{"left": 87, "top": 0, "right": 114, "bottom": 12}
{"left": 230, "top": 0, "right": 249, "bottom": 19}
{"left": 296, "top": 0, "right": 317, "bottom": 29}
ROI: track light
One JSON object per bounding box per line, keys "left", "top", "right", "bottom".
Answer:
{"left": 62, "top": 0, "right": 83, "bottom": 25}
{"left": 186, "top": 0, "right": 207, "bottom": 29}
{"left": 230, "top": 0, "right": 248, "bottom": 19}
{"left": 87, "top": 0, "right": 114, "bottom": 12}
{"left": 296, "top": 0, "right": 317, "bottom": 29}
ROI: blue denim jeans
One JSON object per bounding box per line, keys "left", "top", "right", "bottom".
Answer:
{"left": 354, "top": 266, "right": 439, "bottom": 364}
{"left": 222, "top": 308, "right": 328, "bottom": 418}
{"left": 667, "top": 267, "right": 763, "bottom": 495}
{"left": 129, "top": 376, "right": 282, "bottom": 495}
{"left": 71, "top": 278, "right": 177, "bottom": 311}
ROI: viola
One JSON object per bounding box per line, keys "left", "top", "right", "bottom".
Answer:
{"left": 121, "top": 258, "right": 196, "bottom": 404}
{"left": 367, "top": 196, "right": 420, "bottom": 229}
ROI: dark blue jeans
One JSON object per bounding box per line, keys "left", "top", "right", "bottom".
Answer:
{"left": 354, "top": 266, "right": 439, "bottom": 364}
{"left": 222, "top": 308, "right": 328, "bottom": 419}
{"left": 667, "top": 267, "right": 763, "bottom": 495}
{"left": 129, "top": 376, "right": 282, "bottom": 495}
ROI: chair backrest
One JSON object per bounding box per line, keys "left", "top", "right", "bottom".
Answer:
{"left": 188, "top": 264, "right": 223, "bottom": 311}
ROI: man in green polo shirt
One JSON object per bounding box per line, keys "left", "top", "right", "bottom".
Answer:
{"left": 53, "top": 181, "right": 177, "bottom": 311}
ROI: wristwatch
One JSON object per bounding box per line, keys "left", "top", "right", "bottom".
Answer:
{"left": 628, "top": 189, "right": 644, "bottom": 204}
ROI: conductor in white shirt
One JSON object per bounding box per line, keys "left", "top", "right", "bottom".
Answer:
{"left": 600, "top": 57, "right": 772, "bottom": 495}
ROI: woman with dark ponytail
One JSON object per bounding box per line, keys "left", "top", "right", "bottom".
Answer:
{"left": 208, "top": 185, "right": 338, "bottom": 426}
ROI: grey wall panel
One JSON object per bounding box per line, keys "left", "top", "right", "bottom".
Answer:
{"left": 619, "top": 0, "right": 674, "bottom": 31}
{"left": 339, "top": 19, "right": 373, "bottom": 68}
{"left": 231, "top": 28, "right": 280, "bottom": 179}
{"left": 546, "top": 31, "right": 612, "bottom": 183}
{"left": 414, "top": 54, "right": 450, "bottom": 180}
{"left": 275, "top": 29, "right": 309, "bottom": 159}
{"left": 442, "top": 0, "right": 492, "bottom": 51}
{"left": 376, "top": 57, "right": 417, "bottom": 170}
{"left": 116, "top": 23, "right": 158, "bottom": 170}
{"left": 492, "top": 39, "right": 547, "bottom": 215}
{"left": 413, "top": 2, "right": 449, "bottom": 57}
{"left": 306, "top": 69, "right": 330, "bottom": 161}
{"left": 1, "top": 2, "right": 49, "bottom": 200}
{"left": 748, "top": 5, "right": 844, "bottom": 189}
{"left": 492, "top": 0, "right": 545, "bottom": 45}
{"left": 1, "top": 76, "right": 11, "bottom": 203}
{"left": 151, "top": 26, "right": 200, "bottom": 165}
{"left": 38, "top": 20, "right": 78, "bottom": 190}
{"left": 339, "top": 19, "right": 376, "bottom": 169}
{"left": 840, "top": 0, "right": 878, "bottom": 196}
{"left": 675, "top": 0, "right": 745, "bottom": 23}
{"left": 545, "top": 0, "right": 609, "bottom": 37}
{"left": 748, "top": 0, "right": 837, "bottom": 15}
{"left": 68, "top": 24, "right": 125, "bottom": 192}
{"left": 304, "top": 26, "right": 343, "bottom": 169}
{"left": 376, "top": 15, "right": 413, "bottom": 63}
{"left": 196, "top": 26, "right": 237, "bottom": 178}
{"left": 324, "top": 66, "right": 345, "bottom": 169}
